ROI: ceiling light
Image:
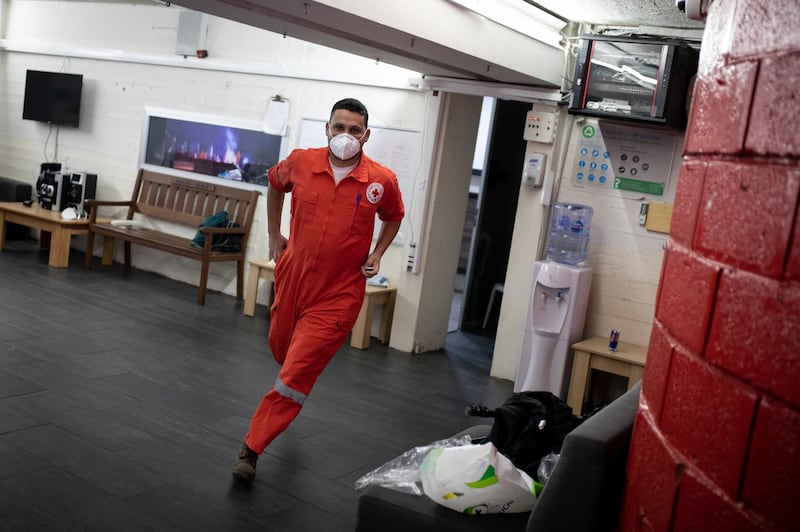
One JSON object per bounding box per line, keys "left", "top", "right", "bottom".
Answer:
{"left": 448, "top": 0, "right": 566, "bottom": 49}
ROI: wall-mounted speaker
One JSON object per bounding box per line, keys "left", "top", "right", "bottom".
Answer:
{"left": 175, "top": 11, "right": 207, "bottom": 56}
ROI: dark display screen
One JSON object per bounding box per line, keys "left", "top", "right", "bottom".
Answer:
{"left": 568, "top": 36, "right": 699, "bottom": 129}
{"left": 22, "top": 70, "right": 83, "bottom": 128}
{"left": 582, "top": 40, "right": 667, "bottom": 118}
{"left": 144, "top": 116, "right": 281, "bottom": 186}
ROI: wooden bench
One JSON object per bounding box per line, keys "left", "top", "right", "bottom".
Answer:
{"left": 84, "top": 169, "right": 260, "bottom": 305}
{"left": 244, "top": 257, "right": 397, "bottom": 349}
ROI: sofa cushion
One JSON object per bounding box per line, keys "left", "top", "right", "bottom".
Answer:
{"left": 356, "top": 485, "right": 530, "bottom": 532}
{"left": 0, "top": 176, "right": 32, "bottom": 202}
{"left": 355, "top": 383, "right": 641, "bottom": 532}
{"left": 355, "top": 423, "right": 529, "bottom": 532}
{"left": 0, "top": 177, "right": 33, "bottom": 240}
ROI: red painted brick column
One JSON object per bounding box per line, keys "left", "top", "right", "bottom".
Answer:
{"left": 619, "top": 1, "right": 800, "bottom": 530}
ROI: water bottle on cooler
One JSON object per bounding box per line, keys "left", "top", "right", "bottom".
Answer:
{"left": 545, "top": 202, "right": 594, "bottom": 265}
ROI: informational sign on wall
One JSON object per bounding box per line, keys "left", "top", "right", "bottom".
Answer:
{"left": 569, "top": 120, "right": 678, "bottom": 197}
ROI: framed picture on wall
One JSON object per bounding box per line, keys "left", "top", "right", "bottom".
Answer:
{"left": 140, "top": 107, "right": 283, "bottom": 188}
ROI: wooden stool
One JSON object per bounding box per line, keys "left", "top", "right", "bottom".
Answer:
{"left": 243, "top": 258, "right": 274, "bottom": 317}
{"left": 567, "top": 336, "right": 647, "bottom": 415}
{"left": 350, "top": 285, "right": 397, "bottom": 349}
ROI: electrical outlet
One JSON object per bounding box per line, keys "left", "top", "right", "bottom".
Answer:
{"left": 639, "top": 203, "right": 649, "bottom": 225}
{"left": 406, "top": 241, "right": 417, "bottom": 272}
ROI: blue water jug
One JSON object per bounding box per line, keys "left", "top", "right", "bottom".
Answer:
{"left": 545, "top": 202, "right": 594, "bottom": 265}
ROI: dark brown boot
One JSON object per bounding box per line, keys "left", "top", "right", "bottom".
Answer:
{"left": 232, "top": 443, "right": 258, "bottom": 482}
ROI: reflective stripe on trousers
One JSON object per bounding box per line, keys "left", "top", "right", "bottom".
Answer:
{"left": 274, "top": 377, "right": 307, "bottom": 405}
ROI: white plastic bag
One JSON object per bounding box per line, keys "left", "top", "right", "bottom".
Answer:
{"left": 420, "top": 441, "right": 537, "bottom": 515}
{"left": 354, "top": 435, "right": 472, "bottom": 495}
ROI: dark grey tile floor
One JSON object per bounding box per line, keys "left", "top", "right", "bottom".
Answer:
{"left": 0, "top": 239, "right": 512, "bottom": 531}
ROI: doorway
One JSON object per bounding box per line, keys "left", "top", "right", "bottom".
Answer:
{"left": 449, "top": 96, "right": 492, "bottom": 334}
{"left": 450, "top": 98, "right": 531, "bottom": 338}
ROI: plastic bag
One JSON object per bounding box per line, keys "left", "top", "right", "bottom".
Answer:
{"left": 537, "top": 452, "right": 560, "bottom": 485}
{"left": 366, "top": 274, "right": 389, "bottom": 287}
{"left": 354, "top": 435, "right": 472, "bottom": 495}
{"left": 420, "top": 441, "right": 537, "bottom": 515}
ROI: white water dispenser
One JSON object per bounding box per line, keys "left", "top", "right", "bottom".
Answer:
{"left": 515, "top": 203, "right": 593, "bottom": 398}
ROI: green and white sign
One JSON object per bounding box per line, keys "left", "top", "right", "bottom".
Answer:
{"left": 613, "top": 177, "right": 665, "bottom": 196}
{"left": 570, "top": 120, "right": 677, "bottom": 198}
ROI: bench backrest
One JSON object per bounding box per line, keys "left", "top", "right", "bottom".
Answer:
{"left": 130, "top": 169, "right": 260, "bottom": 232}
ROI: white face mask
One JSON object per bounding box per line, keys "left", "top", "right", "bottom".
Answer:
{"left": 328, "top": 131, "right": 365, "bottom": 160}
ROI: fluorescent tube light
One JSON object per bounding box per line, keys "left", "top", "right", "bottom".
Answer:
{"left": 448, "top": 0, "right": 566, "bottom": 48}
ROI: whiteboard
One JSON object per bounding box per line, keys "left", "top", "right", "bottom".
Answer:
{"left": 298, "top": 118, "right": 420, "bottom": 221}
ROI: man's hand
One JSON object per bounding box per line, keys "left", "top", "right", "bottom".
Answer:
{"left": 363, "top": 220, "right": 400, "bottom": 278}
{"left": 269, "top": 234, "right": 288, "bottom": 262}
{"left": 361, "top": 255, "right": 380, "bottom": 277}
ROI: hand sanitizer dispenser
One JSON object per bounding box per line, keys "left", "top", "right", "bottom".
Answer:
{"left": 522, "top": 153, "right": 546, "bottom": 188}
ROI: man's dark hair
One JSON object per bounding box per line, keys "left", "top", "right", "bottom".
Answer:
{"left": 330, "top": 98, "right": 369, "bottom": 128}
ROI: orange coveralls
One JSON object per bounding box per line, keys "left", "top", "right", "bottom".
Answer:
{"left": 244, "top": 147, "right": 404, "bottom": 453}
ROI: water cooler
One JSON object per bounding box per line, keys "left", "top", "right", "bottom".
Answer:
{"left": 515, "top": 203, "right": 593, "bottom": 398}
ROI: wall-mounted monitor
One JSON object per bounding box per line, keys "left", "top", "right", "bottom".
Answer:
{"left": 568, "top": 36, "right": 699, "bottom": 129}
{"left": 22, "top": 70, "right": 84, "bottom": 128}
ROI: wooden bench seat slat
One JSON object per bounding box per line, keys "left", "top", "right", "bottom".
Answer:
{"left": 89, "top": 226, "right": 244, "bottom": 261}
{"left": 84, "top": 169, "right": 260, "bottom": 305}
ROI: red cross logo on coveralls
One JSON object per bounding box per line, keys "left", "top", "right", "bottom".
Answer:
{"left": 366, "top": 182, "right": 384, "bottom": 204}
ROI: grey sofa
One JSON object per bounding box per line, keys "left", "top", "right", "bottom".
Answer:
{"left": 355, "top": 382, "right": 641, "bottom": 532}
{"left": 0, "top": 175, "right": 32, "bottom": 202}
{"left": 0, "top": 176, "right": 33, "bottom": 239}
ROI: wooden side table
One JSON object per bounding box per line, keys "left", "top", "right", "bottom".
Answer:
{"left": 350, "top": 285, "right": 397, "bottom": 349}
{"left": 0, "top": 201, "right": 105, "bottom": 268}
{"left": 567, "top": 336, "right": 647, "bottom": 415}
{"left": 243, "top": 257, "right": 397, "bottom": 349}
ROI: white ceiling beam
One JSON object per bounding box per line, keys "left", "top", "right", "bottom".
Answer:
{"left": 169, "top": 0, "right": 565, "bottom": 87}
{"left": 417, "top": 76, "right": 562, "bottom": 104}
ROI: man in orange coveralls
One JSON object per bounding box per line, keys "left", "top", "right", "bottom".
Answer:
{"left": 233, "top": 98, "right": 404, "bottom": 482}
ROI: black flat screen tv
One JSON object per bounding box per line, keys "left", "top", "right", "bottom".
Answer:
{"left": 568, "top": 36, "right": 699, "bottom": 129}
{"left": 22, "top": 70, "right": 83, "bottom": 128}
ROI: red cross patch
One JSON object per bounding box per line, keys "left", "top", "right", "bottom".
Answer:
{"left": 366, "top": 182, "right": 384, "bottom": 204}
